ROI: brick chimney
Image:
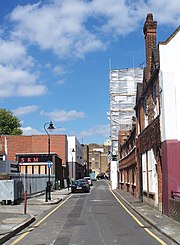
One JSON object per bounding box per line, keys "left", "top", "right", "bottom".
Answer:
{"left": 118, "top": 130, "right": 130, "bottom": 145}
{"left": 143, "top": 13, "right": 157, "bottom": 82}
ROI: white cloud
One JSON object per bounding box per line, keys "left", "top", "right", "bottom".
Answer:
{"left": 144, "top": 0, "right": 180, "bottom": 25}
{"left": 41, "top": 109, "right": 86, "bottom": 122}
{"left": 0, "top": 65, "right": 47, "bottom": 97}
{"left": 22, "top": 126, "right": 41, "bottom": 135}
{"left": 0, "top": 37, "right": 47, "bottom": 98}
{"left": 8, "top": 0, "right": 179, "bottom": 60}
{"left": 22, "top": 124, "right": 66, "bottom": 135}
{"left": 1, "top": 0, "right": 179, "bottom": 99}
{"left": 13, "top": 105, "right": 39, "bottom": 116}
{"left": 52, "top": 127, "right": 67, "bottom": 134}
{"left": 78, "top": 124, "right": 109, "bottom": 138}
{"left": 56, "top": 79, "right": 65, "bottom": 85}
{"left": 52, "top": 65, "right": 64, "bottom": 75}
{"left": 9, "top": 0, "right": 105, "bottom": 58}
{"left": 0, "top": 39, "right": 34, "bottom": 68}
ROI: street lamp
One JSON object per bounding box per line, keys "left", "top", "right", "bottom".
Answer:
{"left": 71, "top": 148, "right": 75, "bottom": 180}
{"left": 44, "top": 121, "right": 55, "bottom": 201}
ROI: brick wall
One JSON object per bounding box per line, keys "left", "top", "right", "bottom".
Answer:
{"left": 0, "top": 134, "right": 67, "bottom": 165}
{"left": 143, "top": 13, "right": 157, "bottom": 82}
{"left": 138, "top": 117, "right": 162, "bottom": 206}
{"left": 138, "top": 117, "right": 161, "bottom": 154}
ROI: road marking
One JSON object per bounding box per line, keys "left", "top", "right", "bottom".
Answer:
{"left": 107, "top": 183, "right": 167, "bottom": 245}
{"left": 10, "top": 194, "right": 72, "bottom": 245}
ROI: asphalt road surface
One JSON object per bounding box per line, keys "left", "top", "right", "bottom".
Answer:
{"left": 5, "top": 180, "right": 175, "bottom": 245}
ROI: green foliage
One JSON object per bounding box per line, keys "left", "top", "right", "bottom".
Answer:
{"left": 0, "top": 108, "right": 23, "bottom": 135}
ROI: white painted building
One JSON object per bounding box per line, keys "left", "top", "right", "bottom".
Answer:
{"left": 159, "top": 27, "right": 180, "bottom": 142}
{"left": 67, "top": 136, "right": 84, "bottom": 180}
{"left": 158, "top": 26, "right": 180, "bottom": 214}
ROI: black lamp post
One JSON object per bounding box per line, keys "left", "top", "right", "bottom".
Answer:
{"left": 44, "top": 121, "right": 55, "bottom": 201}
{"left": 71, "top": 148, "right": 75, "bottom": 180}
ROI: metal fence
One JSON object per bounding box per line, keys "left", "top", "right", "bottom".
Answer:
{"left": 11, "top": 173, "right": 55, "bottom": 196}
{"left": 169, "top": 198, "right": 180, "bottom": 223}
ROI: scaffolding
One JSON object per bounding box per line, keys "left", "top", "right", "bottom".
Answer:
{"left": 109, "top": 68, "right": 143, "bottom": 154}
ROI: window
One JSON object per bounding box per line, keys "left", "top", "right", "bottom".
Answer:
{"left": 144, "top": 96, "right": 148, "bottom": 116}
{"left": 132, "top": 167, "right": 136, "bottom": 185}
{"left": 144, "top": 97, "right": 148, "bottom": 127}
{"left": 153, "top": 82, "right": 157, "bottom": 100}
{"left": 142, "top": 153, "right": 147, "bottom": 192}
{"left": 95, "top": 162, "right": 99, "bottom": 168}
{"left": 127, "top": 169, "right": 129, "bottom": 183}
{"left": 120, "top": 170, "right": 124, "bottom": 183}
{"left": 153, "top": 82, "right": 159, "bottom": 117}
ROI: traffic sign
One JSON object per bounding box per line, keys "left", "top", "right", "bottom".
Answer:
{"left": 47, "top": 160, "right": 53, "bottom": 168}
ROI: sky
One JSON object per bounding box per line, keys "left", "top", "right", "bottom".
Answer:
{"left": 0, "top": 0, "right": 179, "bottom": 145}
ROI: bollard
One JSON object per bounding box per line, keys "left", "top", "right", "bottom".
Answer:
{"left": 24, "top": 191, "right": 27, "bottom": 214}
{"left": 48, "top": 181, "right": 51, "bottom": 201}
{"left": 45, "top": 187, "right": 48, "bottom": 202}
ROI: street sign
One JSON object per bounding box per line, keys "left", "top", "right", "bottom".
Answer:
{"left": 47, "top": 160, "right": 53, "bottom": 168}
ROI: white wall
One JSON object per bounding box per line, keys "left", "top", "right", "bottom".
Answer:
{"left": 142, "top": 153, "right": 147, "bottom": 192}
{"left": 159, "top": 29, "right": 180, "bottom": 141}
{"left": 67, "top": 136, "right": 83, "bottom": 166}
{"left": 148, "top": 149, "right": 158, "bottom": 207}
{"left": 142, "top": 150, "right": 158, "bottom": 207}
{"left": 110, "top": 160, "right": 118, "bottom": 190}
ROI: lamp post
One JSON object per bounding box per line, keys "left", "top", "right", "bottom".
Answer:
{"left": 71, "top": 148, "right": 75, "bottom": 180}
{"left": 44, "top": 121, "right": 55, "bottom": 201}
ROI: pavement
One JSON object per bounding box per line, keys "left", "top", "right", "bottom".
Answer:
{"left": 0, "top": 188, "right": 71, "bottom": 244}
{"left": 0, "top": 184, "right": 179, "bottom": 245}
{"left": 113, "top": 188, "right": 180, "bottom": 245}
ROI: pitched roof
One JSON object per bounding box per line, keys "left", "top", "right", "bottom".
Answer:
{"left": 159, "top": 26, "right": 180, "bottom": 45}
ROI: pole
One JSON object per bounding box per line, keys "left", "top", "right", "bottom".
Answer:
{"left": 48, "top": 136, "right": 51, "bottom": 201}
{"left": 44, "top": 121, "right": 55, "bottom": 202}
{"left": 23, "top": 174, "right": 27, "bottom": 214}
{"left": 72, "top": 155, "right": 73, "bottom": 180}
{"left": 71, "top": 148, "right": 75, "bottom": 180}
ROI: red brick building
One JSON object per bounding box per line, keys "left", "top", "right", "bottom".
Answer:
{"left": 118, "top": 127, "right": 137, "bottom": 196}
{"left": 118, "top": 13, "right": 162, "bottom": 210}
{"left": 136, "top": 13, "right": 162, "bottom": 210}
{"left": 0, "top": 134, "right": 68, "bottom": 182}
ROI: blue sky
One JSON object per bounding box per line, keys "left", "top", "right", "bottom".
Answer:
{"left": 0, "top": 0, "right": 179, "bottom": 144}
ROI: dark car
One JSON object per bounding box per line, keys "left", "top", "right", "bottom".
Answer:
{"left": 71, "top": 179, "right": 90, "bottom": 193}
{"left": 96, "top": 173, "right": 108, "bottom": 180}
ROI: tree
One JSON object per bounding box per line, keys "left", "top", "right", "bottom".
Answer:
{"left": 0, "top": 109, "right": 23, "bottom": 135}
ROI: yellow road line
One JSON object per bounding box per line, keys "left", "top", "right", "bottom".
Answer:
{"left": 10, "top": 194, "right": 72, "bottom": 245}
{"left": 107, "top": 183, "right": 167, "bottom": 245}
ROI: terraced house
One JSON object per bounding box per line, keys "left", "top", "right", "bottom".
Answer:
{"left": 118, "top": 13, "right": 180, "bottom": 221}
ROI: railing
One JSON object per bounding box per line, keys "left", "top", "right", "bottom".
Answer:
{"left": 11, "top": 173, "right": 55, "bottom": 196}
{"left": 171, "top": 190, "right": 180, "bottom": 199}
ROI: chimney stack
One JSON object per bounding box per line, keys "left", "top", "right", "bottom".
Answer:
{"left": 143, "top": 13, "right": 157, "bottom": 82}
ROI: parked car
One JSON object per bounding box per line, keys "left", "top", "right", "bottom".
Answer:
{"left": 84, "top": 176, "right": 93, "bottom": 186}
{"left": 71, "top": 179, "right": 90, "bottom": 193}
{"left": 96, "top": 173, "right": 108, "bottom": 180}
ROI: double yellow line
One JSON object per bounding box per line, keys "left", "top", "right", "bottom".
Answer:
{"left": 10, "top": 195, "right": 72, "bottom": 245}
{"left": 11, "top": 184, "right": 167, "bottom": 245}
{"left": 108, "top": 184, "right": 167, "bottom": 245}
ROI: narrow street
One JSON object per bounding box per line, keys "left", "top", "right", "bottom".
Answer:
{"left": 6, "top": 181, "right": 175, "bottom": 245}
